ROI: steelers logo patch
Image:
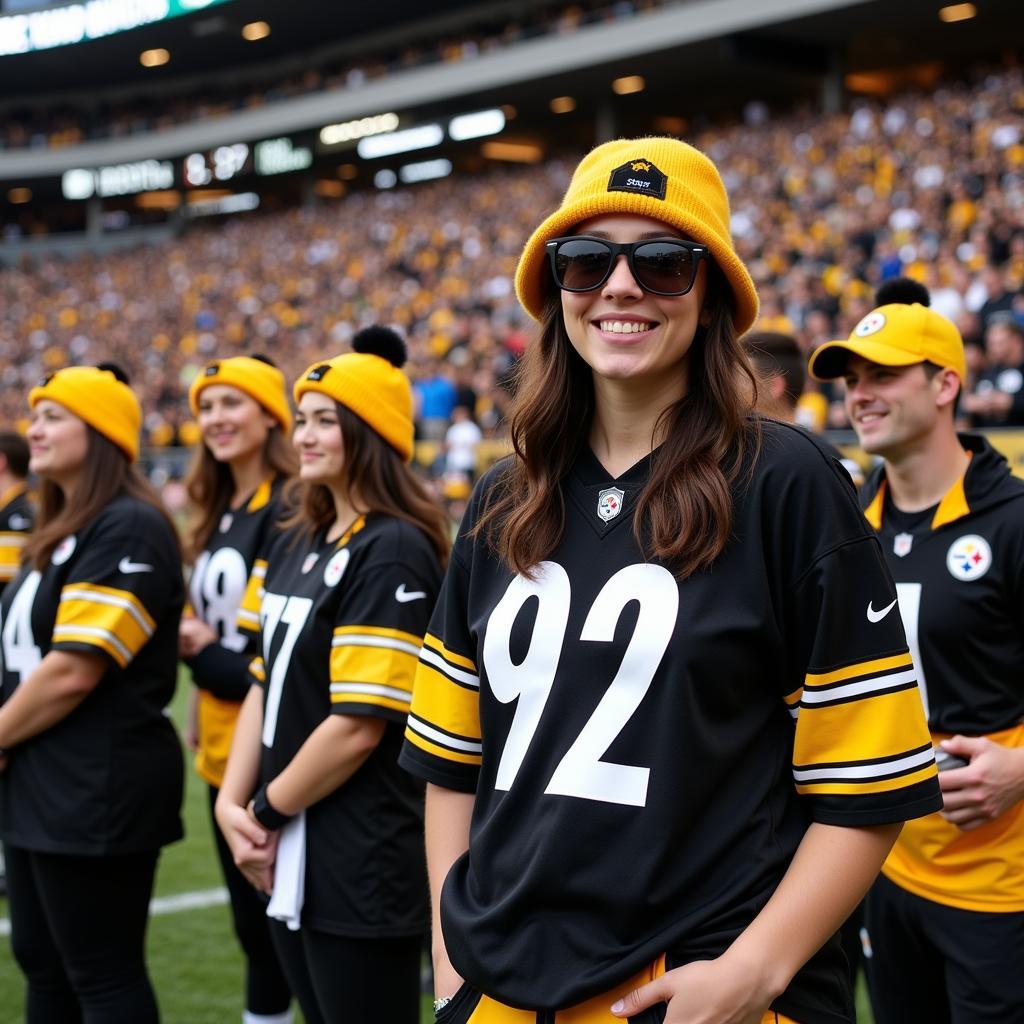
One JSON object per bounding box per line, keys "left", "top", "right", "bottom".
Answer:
{"left": 946, "top": 534, "right": 992, "bottom": 581}
{"left": 854, "top": 311, "right": 887, "bottom": 337}
{"left": 323, "top": 548, "right": 351, "bottom": 588}
{"left": 51, "top": 535, "right": 77, "bottom": 565}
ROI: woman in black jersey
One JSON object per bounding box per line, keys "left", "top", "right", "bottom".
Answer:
{"left": 399, "top": 138, "right": 944, "bottom": 1024}
{"left": 0, "top": 364, "right": 183, "bottom": 1024}
{"left": 181, "top": 355, "right": 296, "bottom": 1024}
{"left": 216, "top": 327, "right": 449, "bottom": 1024}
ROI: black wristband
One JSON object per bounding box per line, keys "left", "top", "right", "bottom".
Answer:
{"left": 250, "top": 784, "right": 292, "bottom": 831}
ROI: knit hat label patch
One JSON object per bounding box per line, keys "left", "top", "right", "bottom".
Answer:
{"left": 306, "top": 364, "right": 332, "bottom": 382}
{"left": 607, "top": 158, "right": 667, "bottom": 201}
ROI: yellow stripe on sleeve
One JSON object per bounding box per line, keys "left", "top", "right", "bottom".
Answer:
{"left": 55, "top": 582, "right": 156, "bottom": 665}
{"left": 407, "top": 660, "right": 481, "bottom": 754}
{"left": 249, "top": 656, "right": 266, "bottom": 683}
{"left": 422, "top": 632, "right": 478, "bottom": 673}
{"left": 237, "top": 559, "right": 267, "bottom": 634}
{"left": 403, "top": 725, "right": 483, "bottom": 766}
{"left": 804, "top": 651, "right": 913, "bottom": 688}
{"left": 795, "top": 686, "right": 933, "bottom": 771}
{"left": 0, "top": 533, "right": 24, "bottom": 580}
{"left": 329, "top": 644, "right": 419, "bottom": 711}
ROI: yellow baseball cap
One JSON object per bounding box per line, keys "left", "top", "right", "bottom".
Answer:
{"left": 808, "top": 303, "right": 966, "bottom": 383}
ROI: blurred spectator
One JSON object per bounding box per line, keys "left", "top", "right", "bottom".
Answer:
{"left": 962, "top": 313, "right": 1024, "bottom": 426}
{"left": 443, "top": 404, "right": 483, "bottom": 483}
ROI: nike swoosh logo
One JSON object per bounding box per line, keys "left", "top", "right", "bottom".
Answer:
{"left": 119, "top": 556, "right": 154, "bottom": 574}
{"left": 395, "top": 584, "right": 427, "bottom": 603}
{"left": 866, "top": 598, "right": 898, "bottom": 623}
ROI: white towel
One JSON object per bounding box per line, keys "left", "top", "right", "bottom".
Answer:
{"left": 266, "top": 810, "right": 306, "bottom": 931}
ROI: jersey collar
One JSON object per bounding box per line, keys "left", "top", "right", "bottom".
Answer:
{"left": 0, "top": 481, "right": 27, "bottom": 510}
{"left": 865, "top": 454, "right": 972, "bottom": 532}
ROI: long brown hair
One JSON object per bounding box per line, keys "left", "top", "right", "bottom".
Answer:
{"left": 25, "top": 428, "right": 181, "bottom": 569}
{"left": 284, "top": 403, "right": 449, "bottom": 566}
{"left": 475, "top": 265, "right": 760, "bottom": 579}
{"left": 183, "top": 427, "right": 297, "bottom": 562}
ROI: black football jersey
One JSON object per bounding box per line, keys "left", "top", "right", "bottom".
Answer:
{"left": 861, "top": 434, "right": 1024, "bottom": 735}
{"left": 245, "top": 512, "right": 442, "bottom": 937}
{"left": 0, "top": 494, "right": 184, "bottom": 854}
{"left": 188, "top": 476, "right": 285, "bottom": 787}
{"left": 400, "top": 421, "right": 942, "bottom": 1022}
{"left": 861, "top": 433, "right": 1024, "bottom": 912}
{"left": 0, "top": 484, "right": 33, "bottom": 594}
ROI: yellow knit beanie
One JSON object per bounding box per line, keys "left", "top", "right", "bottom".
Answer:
{"left": 293, "top": 327, "right": 414, "bottom": 462}
{"left": 29, "top": 365, "right": 141, "bottom": 462}
{"left": 189, "top": 355, "right": 292, "bottom": 431}
{"left": 515, "top": 136, "right": 758, "bottom": 334}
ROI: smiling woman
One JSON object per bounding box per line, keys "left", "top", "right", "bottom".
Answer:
{"left": 215, "top": 326, "right": 449, "bottom": 1024}
{"left": 0, "top": 363, "right": 184, "bottom": 1024}
{"left": 400, "top": 137, "right": 944, "bottom": 1024}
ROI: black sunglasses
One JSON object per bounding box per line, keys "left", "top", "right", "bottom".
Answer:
{"left": 546, "top": 235, "right": 709, "bottom": 297}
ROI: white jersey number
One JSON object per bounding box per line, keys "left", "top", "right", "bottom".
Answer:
{"left": 260, "top": 592, "right": 313, "bottom": 747}
{"left": 1, "top": 570, "right": 43, "bottom": 684}
{"left": 190, "top": 547, "right": 249, "bottom": 653}
{"left": 484, "top": 561, "right": 678, "bottom": 807}
{"left": 895, "top": 582, "right": 929, "bottom": 721}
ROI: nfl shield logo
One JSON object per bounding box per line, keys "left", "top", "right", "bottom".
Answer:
{"left": 597, "top": 487, "right": 625, "bottom": 522}
{"left": 893, "top": 532, "right": 913, "bottom": 558}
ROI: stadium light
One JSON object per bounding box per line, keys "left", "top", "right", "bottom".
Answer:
{"left": 612, "top": 75, "right": 645, "bottom": 95}
{"left": 374, "top": 169, "right": 398, "bottom": 190}
{"left": 938, "top": 3, "right": 976, "bottom": 21}
{"left": 315, "top": 180, "right": 346, "bottom": 198}
{"left": 399, "top": 159, "right": 453, "bottom": 184}
{"left": 357, "top": 124, "right": 443, "bottom": 159}
{"left": 448, "top": 109, "right": 505, "bottom": 142}
{"left": 337, "top": 164, "right": 359, "bottom": 180}
{"left": 481, "top": 141, "right": 543, "bottom": 164}
{"left": 7, "top": 187, "right": 32, "bottom": 204}
{"left": 550, "top": 96, "right": 576, "bottom": 114}
{"left": 242, "top": 21, "right": 270, "bottom": 41}
{"left": 320, "top": 113, "right": 400, "bottom": 147}
{"left": 140, "top": 47, "right": 170, "bottom": 67}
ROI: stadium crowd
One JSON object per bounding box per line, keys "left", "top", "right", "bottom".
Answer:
{"left": 0, "top": 0, "right": 661, "bottom": 151}
{"left": 1, "top": 65, "right": 1023, "bottom": 466}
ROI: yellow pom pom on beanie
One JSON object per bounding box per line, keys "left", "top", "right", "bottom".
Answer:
{"left": 293, "top": 327, "right": 415, "bottom": 463}
{"left": 189, "top": 356, "right": 293, "bottom": 431}
{"left": 515, "top": 136, "right": 759, "bottom": 334}
{"left": 29, "top": 365, "right": 142, "bottom": 462}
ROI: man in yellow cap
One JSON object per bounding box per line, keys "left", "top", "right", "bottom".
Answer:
{"left": 810, "top": 303, "right": 1024, "bottom": 1024}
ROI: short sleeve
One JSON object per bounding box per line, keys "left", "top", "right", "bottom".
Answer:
{"left": 0, "top": 530, "right": 27, "bottom": 583}
{"left": 787, "top": 535, "right": 943, "bottom": 826}
{"left": 399, "top": 550, "right": 482, "bottom": 793}
{"left": 236, "top": 557, "right": 267, "bottom": 640}
{"left": 52, "top": 525, "right": 179, "bottom": 669}
{"left": 328, "top": 540, "right": 441, "bottom": 725}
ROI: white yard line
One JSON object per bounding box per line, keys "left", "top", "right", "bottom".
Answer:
{"left": 0, "top": 886, "right": 228, "bottom": 937}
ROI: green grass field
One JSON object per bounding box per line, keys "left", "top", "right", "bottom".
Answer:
{"left": 0, "top": 669, "right": 874, "bottom": 1023}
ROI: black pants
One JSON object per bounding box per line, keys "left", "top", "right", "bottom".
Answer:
{"left": 865, "top": 872, "right": 1024, "bottom": 1024}
{"left": 268, "top": 919, "right": 421, "bottom": 1024}
{"left": 207, "top": 785, "right": 292, "bottom": 1016}
{"left": 5, "top": 843, "right": 160, "bottom": 1024}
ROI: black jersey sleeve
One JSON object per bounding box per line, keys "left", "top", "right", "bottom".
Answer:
{"left": 787, "top": 534, "right": 943, "bottom": 826}
{"left": 0, "top": 493, "right": 33, "bottom": 586}
{"left": 400, "top": 549, "right": 482, "bottom": 793}
{"left": 51, "top": 509, "right": 181, "bottom": 669}
{"left": 186, "top": 641, "right": 252, "bottom": 701}
{"left": 328, "top": 531, "right": 442, "bottom": 726}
